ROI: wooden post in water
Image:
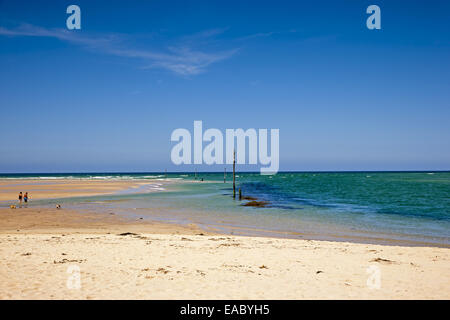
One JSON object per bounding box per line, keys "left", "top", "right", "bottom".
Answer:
{"left": 224, "top": 168, "right": 226, "bottom": 183}
{"left": 233, "top": 150, "right": 236, "bottom": 198}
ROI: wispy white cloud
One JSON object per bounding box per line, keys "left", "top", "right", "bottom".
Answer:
{"left": 0, "top": 24, "right": 115, "bottom": 47}
{"left": 0, "top": 24, "right": 238, "bottom": 76}
{"left": 181, "top": 27, "right": 229, "bottom": 42}
{"left": 237, "top": 29, "right": 298, "bottom": 41}
{"left": 108, "top": 46, "right": 238, "bottom": 75}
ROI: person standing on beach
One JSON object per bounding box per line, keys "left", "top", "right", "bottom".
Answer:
{"left": 23, "top": 192, "right": 29, "bottom": 206}
{"left": 18, "top": 192, "right": 22, "bottom": 207}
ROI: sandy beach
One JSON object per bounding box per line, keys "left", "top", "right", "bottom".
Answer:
{"left": 0, "top": 179, "right": 449, "bottom": 300}
{"left": 0, "top": 179, "right": 159, "bottom": 201}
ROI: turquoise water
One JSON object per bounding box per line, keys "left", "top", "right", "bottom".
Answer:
{"left": 1, "top": 172, "right": 449, "bottom": 246}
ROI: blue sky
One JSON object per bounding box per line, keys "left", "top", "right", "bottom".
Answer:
{"left": 0, "top": 0, "right": 449, "bottom": 172}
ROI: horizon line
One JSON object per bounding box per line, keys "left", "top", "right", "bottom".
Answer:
{"left": 0, "top": 170, "right": 449, "bottom": 175}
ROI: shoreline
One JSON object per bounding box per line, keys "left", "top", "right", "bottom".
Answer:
{"left": 3, "top": 206, "right": 448, "bottom": 248}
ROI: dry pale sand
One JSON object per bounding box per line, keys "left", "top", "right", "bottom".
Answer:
{"left": 0, "top": 179, "right": 161, "bottom": 201}
{"left": 0, "top": 207, "right": 449, "bottom": 300}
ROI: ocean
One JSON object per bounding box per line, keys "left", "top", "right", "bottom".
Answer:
{"left": 1, "top": 171, "right": 449, "bottom": 246}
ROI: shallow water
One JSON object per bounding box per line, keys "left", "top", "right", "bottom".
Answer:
{"left": 1, "top": 172, "right": 449, "bottom": 246}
